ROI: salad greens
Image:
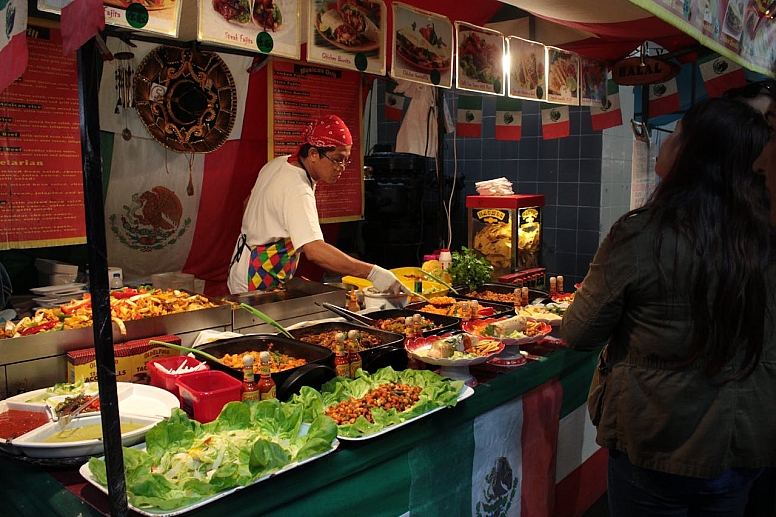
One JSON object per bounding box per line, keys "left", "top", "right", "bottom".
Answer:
{"left": 292, "top": 367, "right": 464, "bottom": 438}
{"left": 88, "top": 400, "right": 337, "bottom": 511}
{"left": 25, "top": 380, "right": 95, "bottom": 402}
{"left": 448, "top": 247, "right": 493, "bottom": 290}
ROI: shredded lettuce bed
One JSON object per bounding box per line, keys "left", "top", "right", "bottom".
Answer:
{"left": 88, "top": 400, "right": 337, "bottom": 511}
{"left": 291, "top": 367, "right": 464, "bottom": 438}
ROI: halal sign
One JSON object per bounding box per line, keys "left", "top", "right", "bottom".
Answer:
{"left": 612, "top": 57, "right": 680, "bottom": 86}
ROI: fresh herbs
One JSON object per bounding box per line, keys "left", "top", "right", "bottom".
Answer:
{"left": 448, "top": 247, "right": 493, "bottom": 290}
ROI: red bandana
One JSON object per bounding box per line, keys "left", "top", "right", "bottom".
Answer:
{"left": 288, "top": 115, "right": 353, "bottom": 163}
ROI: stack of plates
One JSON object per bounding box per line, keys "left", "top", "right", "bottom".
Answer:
{"left": 30, "top": 283, "right": 87, "bottom": 309}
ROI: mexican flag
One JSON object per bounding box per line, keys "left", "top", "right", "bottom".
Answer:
{"left": 541, "top": 103, "right": 570, "bottom": 140}
{"left": 457, "top": 95, "right": 483, "bottom": 138}
{"left": 385, "top": 80, "right": 405, "bottom": 121}
{"left": 590, "top": 80, "right": 623, "bottom": 131}
{"left": 698, "top": 54, "right": 746, "bottom": 99}
{"left": 0, "top": 0, "right": 27, "bottom": 93}
{"left": 60, "top": 0, "right": 105, "bottom": 55}
{"left": 495, "top": 97, "right": 523, "bottom": 141}
{"left": 648, "top": 77, "right": 680, "bottom": 118}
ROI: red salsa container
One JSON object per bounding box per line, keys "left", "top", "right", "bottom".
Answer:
{"left": 148, "top": 356, "right": 210, "bottom": 403}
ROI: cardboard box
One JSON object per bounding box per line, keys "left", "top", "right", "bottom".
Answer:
{"left": 66, "top": 334, "right": 181, "bottom": 384}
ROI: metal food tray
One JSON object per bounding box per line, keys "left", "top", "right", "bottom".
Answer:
{"left": 405, "top": 296, "right": 514, "bottom": 320}
{"left": 458, "top": 283, "right": 548, "bottom": 305}
{"left": 287, "top": 321, "right": 406, "bottom": 373}
{"left": 194, "top": 334, "right": 334, "bottom": 400}
{"left": 361, "top": 309, "right": 461, "bottom": 337}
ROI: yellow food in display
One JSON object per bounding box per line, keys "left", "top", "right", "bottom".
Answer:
{"left": 43, "top": 422, "right": 146, "bottom": 443}
{"left": 473, "top": 221, "right": 513, "bottom": 268}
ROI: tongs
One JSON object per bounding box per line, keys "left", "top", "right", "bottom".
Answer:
{"left": 239, "top": 303, "right": 295, "bottom": 339}
{"left": 58, "top": 393, "right": 100, "bottom": 428}
{"left": 317, "top": 302, "right": 378, "bottom": 327}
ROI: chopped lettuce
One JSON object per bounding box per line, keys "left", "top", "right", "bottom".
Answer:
{"left": 88, "top": 399, "right": 337, "bottom": 512}
{"left": 291, "top": 367, "right": 464, "bottom": 438}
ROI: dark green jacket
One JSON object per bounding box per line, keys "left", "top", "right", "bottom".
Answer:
{"left": 562, "top": 210, "right": 776, "bottom": 479}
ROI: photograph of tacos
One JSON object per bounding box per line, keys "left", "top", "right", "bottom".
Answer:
{"left": 580, "top": 57, "right": 606, "bottom": 107}
{"left": 104, "top": 0, "right": 176, "bottom": 9}
{"left": 252, "top": 0, "right": 282, "bottom": 31}
{"left": 509, "top": 38, "right": 544, "bottom": 99}
{"left": 547, "top": 49, "right": 578, "bottom": 101}
{"left": 395, "top": 22, "right": 451, "bottom": 71}
{"left": 212, "top": 0, "right": 252, "bottom": 25}
{"left": 458, "top": 30, "right": 503, "bottom": 87}
{"left": 316, "top": 1, "right": 381, "bottom": 52}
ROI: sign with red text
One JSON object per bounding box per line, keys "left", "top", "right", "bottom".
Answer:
{"left": 38, "top": 0, "right": 182, "bottom": 37}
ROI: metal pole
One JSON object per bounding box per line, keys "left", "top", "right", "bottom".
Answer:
{"left": 76, "top": 37, "right": 128, "bottom": 517}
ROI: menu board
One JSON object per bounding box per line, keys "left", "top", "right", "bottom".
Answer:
{"left": 37, "top": 0, "right": 182, "bottom": 37}
{"left": 455, "top": 22, "right": 505, "bottom": 96}
{"left": 390, "top": 2, "right": 453, "bottom": 88}
{"left": 629, "top": 0, "right": 776, "bottom": 77}
{"left": 307, "top": 0, "right": 386, "bottom": 75}
{"left": 546, "top": 47, "right": 580, "bottom": 106}
{"left": 579, "top": 57, "right": 608, "bottom": 107}
{"left": 0, "top": 27, "right": 86, "bottom": 250}
{"left": 507, "top": 36, "right": 546, "bottom": 101}
{"left": 269, "top": 60, "right": 363, "bottom": 223}
{"left": 199, "top": 0, "right": 301, "bottom": 60}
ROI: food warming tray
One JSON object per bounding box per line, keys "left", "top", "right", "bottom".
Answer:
{"left": 287, "top": 321, "right": 407, "bottom": 373}
{"left": 194, "top": 334, "right": 334, "bottom": 401}
{"left": 405, "top": 297, "right": 515, "bottom": 320}
{"left": 358, "top": 309, "right": 461, "bottom": 337}
{"left": 459, "top": 283, "right": 548, "bottom": 304}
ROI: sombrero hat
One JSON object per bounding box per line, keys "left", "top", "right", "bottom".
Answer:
{"left": 134, "top": 45, "right": 237, "bottom": 154}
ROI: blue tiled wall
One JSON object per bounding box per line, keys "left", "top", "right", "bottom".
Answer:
{"left": 375, "top": 82, "right": 604, "bottom": 285}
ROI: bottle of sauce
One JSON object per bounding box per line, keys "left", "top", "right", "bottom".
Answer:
{"left": 404, "top": 316, "right": 415, "bottom": 340}
{"left": 460, "top": 301, "right": 471, "bottom": 322}
{"left": 334, "top": 332, "right": 351, "bottom": 378}
{"left": 347, "top": 330, "right": 363, "bottom": 379}
{"left": 439, "top": 249, "right": 453, "bottom": 284}
{"left": 470, "top": 300, "right": 480, "bottom": 319}
{"left": 513, "top": 288, "right": 521, "bottom": 311}
{"left": 346, "top": 289, "right": 360, "bottom": 312}
{"left": 412, "top": 313, "right": 423, "bottom": 337}
{"left": 549, "top": 276, "right": 557, "bottom": 297}
{"left": 241, "top": 354, "right": 260, "bottom": 402}
{"left": 557, "top": 275, "right": 564, "bottom": 294}
{"left": 257, "top": 351, "right": 276, "bottom": 400}
{"left": 521, "top": 287, "right": 529, "bottom": 307}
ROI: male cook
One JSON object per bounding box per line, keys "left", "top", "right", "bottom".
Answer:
{"left": 227, "top": 114, "right": 407, "bottom": 295}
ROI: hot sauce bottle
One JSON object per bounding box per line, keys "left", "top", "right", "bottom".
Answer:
{"left": 257, "top": 351, "right": 276, "bottom": 400}
{"left": 513, "top": 288, "right": 521, "bottom": 311}
{"left": 412, "top": 313, "right": 423, "bottom": 337}
{"left": 549, "top": 277, "right": 557, "bottom": 297}
{"left": 470, "top": 300, "right": 480, "bottom": 319}
{"left": 460, "top": 301, "right": 472, "bottom": 322}
{"left": 557, "top": 275, "right": 565, "bottom": 294}
{"left": 347, "top": 330, "right": 363, "bottom": 379}
{"left": 346, "top": 289, "right": 361, "bottom": 312}
{"left": 334, "top": 332, "right": 351, "bottom": 378}
{"left": 521, "top": 287, "right": 529, "bottom": 307}
{"left": 404, "top": 316, "right": 415, "bottom": 340}
{"left": 241, "top": 354, "right": 260, "bottom": 402}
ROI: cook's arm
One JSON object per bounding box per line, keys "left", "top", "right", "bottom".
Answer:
{"left": 561, "top": 229, "right": 637, "bottom": 351}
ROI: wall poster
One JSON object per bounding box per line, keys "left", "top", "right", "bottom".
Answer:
{"left": 269, "top": 60, "right": 363, "bottom": 223}
{"left": 0, "top": 27, "right": 86, "bottom": 249}
{"left": 38, "top": 0, "right": 182, "bottom": 37}
{"left": 390, "top": 2, "right": 453, "bottom": 88}
{"left": 455, "top": 22, "right": 505, "bottom": 96}
{"left": 546, "top": 46, "right": 580, "bottom": 106}
{"left": 507, "top": 36, "right": 546, "bottom": 101}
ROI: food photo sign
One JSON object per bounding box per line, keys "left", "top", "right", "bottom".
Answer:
{"left": 199, "top": 0, "right": 301, "bottom": 60}
{"left": 37, "top": 0, "right": 182, "bottom": 36}
{"left": 507, "top": 36, "right": 546, "bottom": 101}
{"left": 455, "top": 22, "right": 505, "bottom": 96}
{"left": 390, "top": 2, "right": 453, "bottom": 88}
{"left": 307, "top": 0, "right": 387, "bottom": 75}
{"left": 546, "top": 47, "right": 580, "bottom": 106}
{"left": 579, "top": 56, "right": 607, "bottom": 107}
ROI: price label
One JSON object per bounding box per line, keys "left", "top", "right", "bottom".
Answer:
{"left": 256, "top": 32, "right": 274, "bottom": 54}
{"left": 354, "top": 53, "right": 367, "bottom": 72}
{"left": 126, "top": 3, "right": 149, "bottom": 29}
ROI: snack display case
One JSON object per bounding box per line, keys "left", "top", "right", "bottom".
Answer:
{"left": 466, "top": 194, "right": 545, "bottom": 277}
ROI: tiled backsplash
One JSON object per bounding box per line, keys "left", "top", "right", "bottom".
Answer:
{"left": 374, "top": 81, "right": 634, "bottom": 286}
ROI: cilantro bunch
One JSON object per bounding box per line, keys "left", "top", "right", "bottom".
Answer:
{"left": 448, "top": 247, "right": 493, "bottom": 290}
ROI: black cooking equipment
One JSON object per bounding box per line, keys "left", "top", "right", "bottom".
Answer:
{"left": 195, "top": 334, "right": 334, "bottom": 401}
{"left": 287, "top": 321, "right": 406, "bottom": 373}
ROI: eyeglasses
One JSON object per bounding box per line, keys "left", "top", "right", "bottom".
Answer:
{"left": 320, "top": 152, "right": 352, "bottom": 168}
{"left": 724, "top": 80, "right": 776, "bottom": 101}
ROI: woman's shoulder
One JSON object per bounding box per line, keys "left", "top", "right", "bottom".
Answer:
{"left": 607, "top": 208, "right": 656, "bottom": 240}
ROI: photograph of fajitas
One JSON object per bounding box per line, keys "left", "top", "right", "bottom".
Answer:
{"left": 104, "top": 0, "right": 176, "bottom": 9}
{"left": 395, "top": 22, "right": 451, "bottom": 71}
{"left": 211, "top": 0, "right": 286, "bottom": 32}
{"left": 458, "top": 29, "right": 503, "bottom": 87}
{"left": 547, "top": 49, "right": 579, "bottom": 101}
{"left": 315, "top": 0, "right": 382, "bottom": 53}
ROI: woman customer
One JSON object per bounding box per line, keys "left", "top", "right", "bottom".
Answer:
{"left": 561, "top": 97, "right": 776, "bottom": 516}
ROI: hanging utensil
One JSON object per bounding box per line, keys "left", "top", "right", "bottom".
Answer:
{"left": 238, "top": 303, "right": 295, "bottom": 339}
{"left": 186, "top": 153, "right": 195, "bottom": 196}
{"left": 148, "top": 339, "right": 223, "bottom": 363}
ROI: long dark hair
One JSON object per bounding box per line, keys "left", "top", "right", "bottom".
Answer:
{"left": 614, "top": 98, "right": 772, "bottom": 379}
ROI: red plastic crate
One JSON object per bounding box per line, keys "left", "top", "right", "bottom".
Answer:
{"left": 175, "top": 370, "right": 242, "bottom": 423}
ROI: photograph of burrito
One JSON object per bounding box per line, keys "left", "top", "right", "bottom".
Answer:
{"left": 316, "top": 1, "right": 381, "bottom": 52}
{"left": 212, "top": 0, "right": 252, "bottom": 25}
{"left": 395, "top": 22, "right": 451, "bottom": 71}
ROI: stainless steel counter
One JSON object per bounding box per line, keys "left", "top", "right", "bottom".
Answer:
{"left": 0, "top": 279, "right": 347, "bottom": 398}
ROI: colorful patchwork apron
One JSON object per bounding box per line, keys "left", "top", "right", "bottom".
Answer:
{"left": 247, "top": 237, "right": 299, "bottom": 291}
